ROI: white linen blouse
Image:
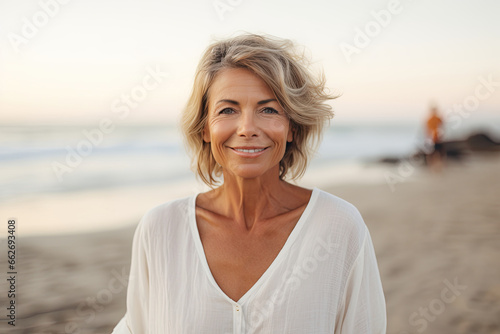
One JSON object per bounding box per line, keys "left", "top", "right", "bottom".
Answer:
{"left": 111, "top": 187, "right": 386, "bottom": 333}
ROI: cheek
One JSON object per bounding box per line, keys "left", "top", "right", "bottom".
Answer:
{"left": 268, "top": 119, "right": 290, "bottom": 141}
{"left": 208, "top": 119, "right": 233, "bottom": 145}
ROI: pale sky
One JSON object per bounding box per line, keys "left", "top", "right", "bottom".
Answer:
{"left": 1, "top": 0, "right": 499, "bottom": 125}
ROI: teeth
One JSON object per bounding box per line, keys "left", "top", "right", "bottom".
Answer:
{"left": 235, "top": 148, "right": 265, "bottom": 153}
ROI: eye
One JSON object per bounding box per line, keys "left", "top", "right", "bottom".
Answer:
{"left": 261, "top": 107, "right": 279, "bottom": 114}
{"left": 218, "top": 107, "right": 236, "bottom": 115}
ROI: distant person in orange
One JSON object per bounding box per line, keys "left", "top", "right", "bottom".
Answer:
{"left": 426, "top": 105, "right": 444, "bottom": 170}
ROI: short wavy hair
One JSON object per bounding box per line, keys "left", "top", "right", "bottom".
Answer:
{"left": 181, "top": 33, "right": 336, "bottom": 186}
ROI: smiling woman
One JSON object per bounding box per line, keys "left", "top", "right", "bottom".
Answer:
{"left": 182, "top": 34, "right": 335, "bottom": 186}
{"left": 111, "top": 33, "right": 386, "bottom": 334}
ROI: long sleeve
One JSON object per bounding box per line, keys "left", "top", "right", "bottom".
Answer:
{"left": 335, "top": 227, "right": 386, "bottom": 334}
{"left": 111, "top": 218, "right": 150, "bottom": 334}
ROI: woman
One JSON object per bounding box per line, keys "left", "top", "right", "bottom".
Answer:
{"left": 112, "top": 33, "right": 386, "bottom": 333}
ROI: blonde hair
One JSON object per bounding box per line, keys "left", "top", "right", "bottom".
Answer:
{"left": 181, "top": 33, "right": 336, "bottom": 186}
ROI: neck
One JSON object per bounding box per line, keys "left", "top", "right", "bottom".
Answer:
{"left": 214, "top": 166, "right": 291, "bottom": 231}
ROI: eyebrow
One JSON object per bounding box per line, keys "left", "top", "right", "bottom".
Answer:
{"left": 216, "top": 98, "right": 278, "bottom": 105}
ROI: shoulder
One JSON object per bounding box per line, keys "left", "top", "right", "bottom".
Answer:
{"left": 136, "top": 195, "right": 194, "bottom": 238}
{"left": 313, "top": 188, "right": 367, "bottom": 236}
{"left": 310, "top": 188, "right": 368, "bottom": 255}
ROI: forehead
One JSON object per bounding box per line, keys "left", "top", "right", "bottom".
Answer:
{"left": 208, "top": 68, "right": 275, "bottom": 103}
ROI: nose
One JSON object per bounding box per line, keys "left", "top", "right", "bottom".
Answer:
{"left": 236, "top": 110, "right": 259, "bottom": 137}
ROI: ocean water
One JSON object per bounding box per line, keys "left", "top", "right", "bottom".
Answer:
{"left": 0, "top": 123, "right": 413, "bottom": 201}
{"left": 1, "top": 119, "right": 498, "bottom": 236}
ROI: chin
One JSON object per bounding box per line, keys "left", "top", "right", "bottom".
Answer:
{"left": 226, "top": 165, "right": 274, "bottom": 180}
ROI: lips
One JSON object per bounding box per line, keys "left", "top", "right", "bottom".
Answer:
{"left": 234, "top": 148, "right": 265, "bottom": 153}
{"left": 229, "top": 146, "right": 269, "bottom": 156}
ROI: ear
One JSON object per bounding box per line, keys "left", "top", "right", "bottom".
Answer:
{"left": 202, "top": 124, "right": 211, "bottom": 143}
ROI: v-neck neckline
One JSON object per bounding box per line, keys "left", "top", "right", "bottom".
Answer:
{"left": 188, "top": 187, "right": 319, "bottom": 305}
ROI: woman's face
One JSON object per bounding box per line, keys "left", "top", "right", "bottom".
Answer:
{"left": 203, "top": 68, "right": 293, "bottom": 180}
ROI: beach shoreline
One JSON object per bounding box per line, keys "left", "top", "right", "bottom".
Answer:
{"left": 4, "top": 158, "right": 394, "bottom": 237}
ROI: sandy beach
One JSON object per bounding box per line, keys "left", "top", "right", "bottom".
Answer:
{"left": 1, "top": 153, "right": 499, "bottom": 334}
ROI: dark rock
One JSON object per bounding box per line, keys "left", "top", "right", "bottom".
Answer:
{"left": 465, "top": 133, "right": 500, "bottom": 151}
{"left": 376, "top": 131, "right": 500, "bottom": 164}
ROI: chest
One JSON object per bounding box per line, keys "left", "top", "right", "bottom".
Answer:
{"left": 196, "top": 217, "right": 297, "bottom": 302}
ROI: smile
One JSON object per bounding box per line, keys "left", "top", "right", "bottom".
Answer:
{"left": 229, "top": 147, "right": 269, "bottom": 157}
{"left": 234, "top": 148, "right": 266, "bottom": 153}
